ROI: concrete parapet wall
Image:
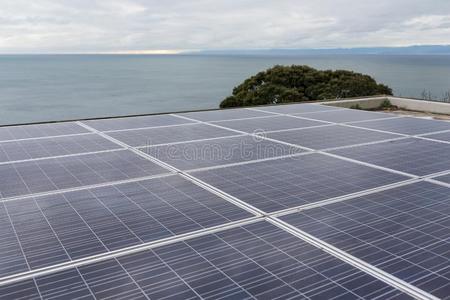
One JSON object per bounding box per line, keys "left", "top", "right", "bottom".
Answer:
{"left": 321, "top": 97, "right": 388, "bottom": 109}
{"left": 387, "top": 97, "right": 450, "bottom": 115}
{"left": 322, "top": 96, "right": 450, "bottom": 115}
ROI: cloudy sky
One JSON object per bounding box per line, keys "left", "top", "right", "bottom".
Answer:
{"left": 1, "top": 0, "right": 450, "bottom": 53}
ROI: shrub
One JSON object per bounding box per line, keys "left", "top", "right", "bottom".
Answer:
{"left": 220, "top": 65, "right": 393, "bottom": 108}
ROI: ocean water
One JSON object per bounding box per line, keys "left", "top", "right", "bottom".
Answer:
{"left": 1, "top": 54, "right": 450, "bottom": 125}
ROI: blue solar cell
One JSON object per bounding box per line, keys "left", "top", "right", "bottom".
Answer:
{"left": 83, "top": 114, "right": 195, "bottom": 131}
{"left": 0, "top": 134, "right": 121, "bottom": 163}
{"left": 0, "top": 279, "right": 41, "bottom": 299}
{"left": 190, "top": 153, "right": 408, "bottom": 213}
{"left": 177, "top": 108, "right": 272, "bottom": 122}
{"left": 266, "top": 125, "right": 399, "bottom": 150}
{"left": 257, "top": 103, "right": 341, "bottom": 114}
{"left": 0, "top": 175, "right": 252, "bottom": 275}
{"left": 212, "top": 115, "right": 326, "bottom": 133}
{"left": 5, "top": 199, "right": 71, "bottom": 270}
{"left": 0, "top": 221, "right": 411, "bottom": 299}
{"left": 281, "top": 181, "right": 450, "bottom": 299}
{"left": 0, "top": 108, "right": 447, "bottom": 299}
{"left": 35, "top": 268, "right": 94, "bottom": 299}
{"left": 0, "top": 150, "right": 169, "bottom": 198}
{"left": 423, "top": 131, "right": 450, "bottom": 142}
{"left": 106, "top": 123, "right": 237, "bottom": 147}
{"left": 349, "top": 117, "right": 450, "bottom": 135}
{"left": 0, "top": 122, "right": 89, "bottom": 142}
{"left": 330, "top": 138, "right": 450, "bottom": 176}
{"left": 143, "top": 135, "right": 304, "bottom": 170}
{"left": 433, "top": 174, "right": 450, "bottom": 184}
{"left": 298, "top": 109, "right": 397, "bottom": 123}
{"left": 0, "top": 202, "right": 30, "bottom": 277}
{"left": 79, "top": 259, "right": 146, "bottom": 299}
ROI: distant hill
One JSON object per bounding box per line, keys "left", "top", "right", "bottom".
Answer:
{"left": 189, "top": 45, "right": 450, "bottom": 56}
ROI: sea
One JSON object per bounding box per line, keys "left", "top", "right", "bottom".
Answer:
{"left": 1, "top": 54, "right": 450, "bottom": 125}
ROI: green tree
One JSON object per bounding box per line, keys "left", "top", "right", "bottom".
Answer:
{"left": 220, "top": 65, "right": 392, "bottom": 108}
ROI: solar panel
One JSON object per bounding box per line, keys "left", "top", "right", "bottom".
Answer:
{"left": 106, "top": 123, "right": 237, "bottom": 147}
{"left": 177, "top": 108, "right": 272, "bottom": 122}
{"left": 280, "top": 181, "right": 450, "bottom": 299}
{"left": 256, "top": 103, "right": 341, "bottom": 114}
{"left": 0, "top": 279, "right": 41, "bottom": 299}
{"left": 212, "top": 115, "right": 327, "bottom": 133}
{"left": 297, "top": 109, "right": 398, "bottom": 123}
{"left": 0, "top": 134, "right": 121, "bottom": 163}
{"left": 349, "top": 117, "right": 450, "bottom": 135}
{"left": 142, "top": 135, "right": 304, "bottom": 171}
{"left": 0, "top": 175, "right": 253, "bottom": 276}
{"left": 83, "top": 114, "right": 195, "bottom": 131}
{"left": 266, "top": 125, "right": 399, "bottom": 150}
{"left": 433, "top": 174, "right": 450, "bottom": 184}
{"left": 0, "top": 122, "right": 89, "bottom": 142}
{"left": 190, "top": 153, "right": 409, "bottom": 213}
{"left": 0, "top": 150, "right": 169, "bottom": 198}
{"left": 330, "top": 138, "right": 450, "bottom": 176}
{"left": 423, "top": 131, "right": 450, "bottom": 142}
{"left": 0, "top": 221, "right": 411, "bottom": 299}
{"left": 1, "top": 102, "right": 449, "bottom": 299}
{"left": 35, "top": 269, "right": 94, "bottom": 299}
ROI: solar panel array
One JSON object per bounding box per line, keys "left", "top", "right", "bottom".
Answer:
{"left": 0, "top": 101, "right": 449, "bottom": 300}
{"left": 280, "top": 182, "right": 450, "bottom": 299}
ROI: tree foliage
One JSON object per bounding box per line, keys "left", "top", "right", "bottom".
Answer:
{"left": 220, "top": 65, "right": 393, "bottom": 108}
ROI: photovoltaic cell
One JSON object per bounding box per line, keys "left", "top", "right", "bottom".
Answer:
{"left": 331, "top": 138, "right": 450, "bottom": 176}
{"left": 0, "top": 279, "right": 41, "bottom": 299}
{"left": 0, "top": 134, "right": 121, "bottom": 163}
{"left": 0, "top": 202, "right": 29, "bottom": 277}
{"left": 266, "top": 125, "right": 399, "bottom": 150}
{"left": 0, "top": 175, "right": 252, "bottom": 276}
{"left": 212, "top": 115, "right": 327, "bottom": 133}
{"left": 423, "top": 131, "right": 450, "bottom": 143}
{"left": 106, "top": 123, "right": 237, "bottom": 147}
{"left": 177, "top": 108, "right": 272, "bottom": 122}
{"left": 0, "top": 104, "right": 448, "bottom": 299}
{"left": 0, "top": 221, "right": 411, "bottom": 299}
{"left": 0, "top": 122, "right": 89, "bottom": 142}
{"left": 433, "top": 174, "right": 450, "bottom": 184}
{"left": 143, "top": 135, "right": 304, "bottom": 171}
{"left": 0, "top": 150, "right": 169, "bottom": 198}
{"left": 35, "top": 268, "right": 94, "bottom": 299}
{"left": 83, "top": 114, "right": 194, "bottom": 131}
{"left": 299, "top": 109, "right": 397, "bottom": 123}
{"left": 280, "top": 181, "right": 450, "bottom": 299}
{"left": 257, "top": 103, "right": 341, "bottom": 114}
{"left": 190, "top": 153, "right": 408, "bottom": 213}
{"left": 349, "top": 117, "right": 450, "bottom": 135}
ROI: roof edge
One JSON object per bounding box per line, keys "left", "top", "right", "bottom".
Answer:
{"left": 3, "top": 94, "right": 449, "bottom": 128}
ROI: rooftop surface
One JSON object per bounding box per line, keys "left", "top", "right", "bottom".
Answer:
{"left": 0, "top": 100, "right": 449, "bottom": 299}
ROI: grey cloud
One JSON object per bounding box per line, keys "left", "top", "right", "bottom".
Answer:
{"left": 1, "top": 0, "right": 450, "bottom": 53}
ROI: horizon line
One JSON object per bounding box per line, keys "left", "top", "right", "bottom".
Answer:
{"left": 1, "top": 44, "right": 450, "bottom": 55}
